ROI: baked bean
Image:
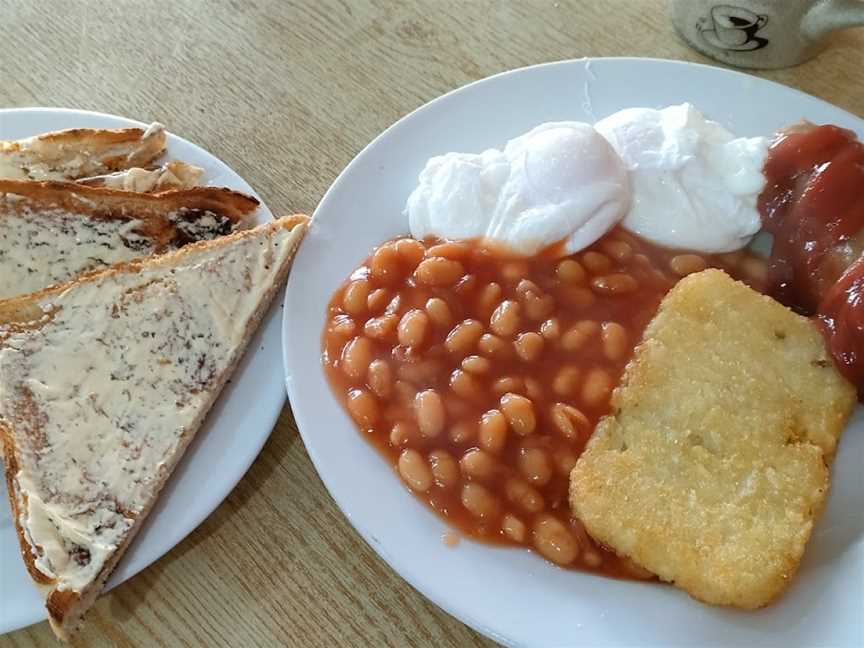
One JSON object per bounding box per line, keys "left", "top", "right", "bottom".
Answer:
{"left": 524, "top": 377, "right": 543, "bottom": 402}
{"left": 342, "top": 278, "right": 370, "bottom": 315}
{"left": 393, "top": 380, "right": 416, "bottom": 406}
{"left": 397, "top": 309, "right": 429, "bottom": 348}
{"left": 478, "top": 409, "right": 508, "bottom": 453}
{"left": 384, "top": 293, "right": 402, "bottom": 315}
{"left": 454, "top": 274, "right": 477, "bottom": 296}
{"left": 427, "top": 241, "right": 469, "bottom": 260}
{"left": 719, "top": 250, "right": 744, "bottom": 266}
{"left": 582, "top": 367, "right": 613, "bottom": 408}
{"left": 477, "top": 333, "right": 509, "bottom": 358}
{"left": 583, "top": 550, "right": 603, "bottom": 568}
{"left": 397, "top": 359, "right": 443, "bottom": 385}
{"left": 669, "top": 253, "right": 707, "bottom": 277}
{"left": 591, "top": 273, "right": 638, "bottom": 295}
{"left": 370, "top": 243, "right": 401, "bottom": 284}
{"left": 389, "top": 420, "right": 414, "bottom": 447}
{"left": 461, "top": 483, "right": 499, "bottom": 518}
{"left": 346, "top": 389, "right": 379, "bottom": 428}
{"left": 341, "top": 336, "right": 374, "bottom": 380}
{"left": 518, "top": 447, "right": 552, "bottom": 486}
{"left": 395, "top": 238, "right": 425, "bottom": 269}
{"left": 502, "top": 261, "right": 529, "bottom": 282}
{"left": 502, "top": 514, "right": 527, "bottom": 543}
{"left": 367, "top": 359, "right": 393, "bottom": 398}
{"left": 461, "top": 355, "right": 491, "bottom": 374}
{"left": 533, "top": 515, "right": 578, "bottom": 566}
{"left": 740, "top": 256, "right": 768, "bottom": 283}
{"left": 367, "top": 288, "right": 391, "bottom": 314}
{"left": 364, "top": 314, "right": 398, "bottom": 341}
{"left": 429, "top": 450, "right": 460, "bottom": 489}
{"left": 561, "top": 287, "right": 596, "bottom": 309}
{"left": 601, "top": 321, "right": 628, "bottom": 361}
{"left": 449, "top": 420, "right": 476, "bottom": 444}
{"left": 445, "top": 319, "right": 484, "bottom": 355}
{"left": 415, "top": 389, "right": 445, "bottom": 437}
{"left": 516, "top": 279, "right": 541, "bottom": 295}
{"left": 514, "top": 332, "right": 544, "bottom": 362}
{"left": 561, "top": 320, "right": 599, "bottom": 352}
{"left": 523, "top": 292, "right": 555, "bottom": 320}
{"left": 601, "top": 239, "right": 633, "bottom": 262}
{"left": 415, "top": 257, "right": 465, "bottom": 286}
{"left": 449, "top": 369, "right": 484, "bottom": 400}
{"left": 505, "top": 478, "right": 545, "bottom": 513}
{"left": 556, "top": 450, "right": 578, "bottom": 476}
{"left": 489, "top": 300, "right": 521, "bottom": 337}
{"left": 492, "top": 375, "right": 524, "bottom": 396}
{"left": 552, "top": 367, "right": 580, "bottom": 397}
{"left": 330, "top": 315, "right": 356, "bottom": 337}
{"left": 460, "top": 448, "right": 497, "bottom": 480}
{"left": 550, "top": 403, "right": 589, "bottom": 441}
{"left": 398, "top": 449, "right": 433, "bottom": 492}
{"left": 445, "top": 397, "right": 471, "bottom": 419}
{"left": 540, "top": 318, "right": 561, "bottom": 340}
{"left": 500, "top": 393, "right": 536, "bottom": 435}
{"left": 425, "top": 297, "right": 453, "bottom": 329}
{"left": 477, "top": 283, "right": 503, "bottom": 318}
{"left": 582, "top": 251, "right": 612, "bottom": 274}
{"left": 556, "top": 259, "right": 586, "bottom": 283}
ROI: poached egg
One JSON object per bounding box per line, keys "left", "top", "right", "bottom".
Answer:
{"left": 595, "top": 103, "right": 768, "bottom": 253}
{"left": 407, "top": 122, "right": 631, "bottom": 256}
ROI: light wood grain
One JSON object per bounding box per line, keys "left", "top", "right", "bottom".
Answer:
{"left": 1, "top": 1, "right": 862, "bottom": 646}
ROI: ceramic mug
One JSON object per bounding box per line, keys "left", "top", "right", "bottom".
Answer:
{"left": 669, "top": 0, "right": 864, "bottom": 68}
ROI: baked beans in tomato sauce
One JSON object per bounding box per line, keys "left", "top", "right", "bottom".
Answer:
{"left": 322, "top": 227, "right": 766, "bottom": 578}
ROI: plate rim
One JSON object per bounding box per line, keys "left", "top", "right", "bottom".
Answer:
{"left": 0, "top": 106, "right": 285, "bottom": 634}
{"left": 282, "top": 56, "right": 863, "bottom": 648}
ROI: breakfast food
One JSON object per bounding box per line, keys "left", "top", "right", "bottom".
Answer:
{"left": 78, "top": 160, "right": 204, "bottom": 192}
{"left": 408, "top": 122, "right": 630, "bottom": 255}
{"left": 0, "top": 178, "right": 259, "bottom": 300}
{"left": 757, "top": 123, "right": 864, "bottom": 394}
{"left": 569, "top": 270, "right": 855, "bottom": 608}
{"left": 323, "top": 231, "right": 767, "bottom": 574}
{"left": 0, "top": 123, "right": 166, "bottom": 181}
{"left": 595, "top": 104, "right": 768, "bottom": 253}
{"left": 324, "top": 104, "right": 863, "bottom": 608}
{"left": 0, "top": 214, "right": 308, "bottom": 639}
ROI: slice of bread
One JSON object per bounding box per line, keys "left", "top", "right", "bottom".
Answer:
{"left": 0, "top": 123, "right": 166, "bottom": 181}
{"left": 0, "top": 178, "right": 259, "bottom": 300}
{"left": 570, "top": 269, "right": 856, "bottom": 609}
{"left": 0, "top": 214, "right": 307, "bottom": 640}
{"left": 78, "top": 160, "right": 205, "bottom": 192}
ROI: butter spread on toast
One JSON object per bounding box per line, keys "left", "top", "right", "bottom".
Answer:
{"left": 0, "top": 217, "right": 306, "bottom": 599}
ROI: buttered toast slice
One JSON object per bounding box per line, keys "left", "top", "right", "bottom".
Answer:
{"left": 0, "top": 178, "right": 259, "bottom": 300}
{"left": 0, "top": 123, "right": 166, "bottom": 181}
{"left": 0, "top": 214, "right": 308, "bottom": 640}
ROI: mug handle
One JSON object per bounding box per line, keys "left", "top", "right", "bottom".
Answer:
{"left": 803, "top": 0, "right": 864, "bottom": 39}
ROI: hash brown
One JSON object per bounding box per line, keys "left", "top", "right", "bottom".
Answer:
{"left": 569, "top": 269, "right": 856, "bottom": 608}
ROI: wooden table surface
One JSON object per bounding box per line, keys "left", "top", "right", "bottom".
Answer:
{"left": 1, "top": 1, "right": 862, "bottom": 646}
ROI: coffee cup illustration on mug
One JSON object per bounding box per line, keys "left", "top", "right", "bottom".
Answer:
{"left": 669, "top": 0, "right": 864, "bottom": 69}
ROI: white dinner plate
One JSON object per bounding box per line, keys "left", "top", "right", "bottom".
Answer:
{"left": 0, "top": 108, "right": 284, "bottom": 633}
{"left": 283, "top": 59, "right": 864, "bottom": 647}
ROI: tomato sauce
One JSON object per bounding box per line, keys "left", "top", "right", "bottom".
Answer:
{"left": 322, "top": 229, "right": 766, "bottom": 578}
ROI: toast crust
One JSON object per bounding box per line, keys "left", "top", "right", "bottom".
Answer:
{"left": 0, "top": 178, "right": 261, "bottom": 300}
{"left": 0, "top": 215, "right": 308, "bottom": 639}
{"left": 0, "top": 124, "right": 166, "bottom": 181}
